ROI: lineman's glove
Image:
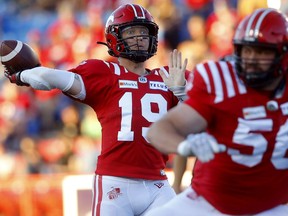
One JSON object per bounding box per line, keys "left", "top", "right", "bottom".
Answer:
{"left": 177, "top": 132, "right": 226, "bottom": 162}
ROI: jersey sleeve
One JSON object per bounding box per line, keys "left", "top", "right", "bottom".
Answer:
{"left": 184, "top": 68, "right": 214, "bottom": 123}
{"left": 69, "top": 59, "right": 112, "bottom": 108}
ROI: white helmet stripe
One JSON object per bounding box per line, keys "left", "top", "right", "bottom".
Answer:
{"left": 128, "top": 4, "right": 145, "bottom": 19}
{"left": 234, "top": 18, "right": 245, "bottom": 39}
{"left": 254, "top": 8, "right": 275, "bottom": 37}
{"left": 245, "top": 8, "right": 265, "bottom": 38}
{"left": 245, "top": 8, "right": 275, "bottom": 38}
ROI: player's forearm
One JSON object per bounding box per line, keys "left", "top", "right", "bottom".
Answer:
{"left": 147, "top": 118, "right": 185, "bottom": 154}
{"left": 20, "top": 66, "right": 75, "bottom": 91}
{"left": 19, "top": 66, "right": 86, "bottom": 100}
{"left": 173, "top": 155, "right": 187, "bottom": 182}
{"left": 172, "top": 155, "right": 187, "bottom": 193}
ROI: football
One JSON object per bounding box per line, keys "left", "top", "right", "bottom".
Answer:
{"left": 0, "top": 40, "right": 40, "bottom": 75}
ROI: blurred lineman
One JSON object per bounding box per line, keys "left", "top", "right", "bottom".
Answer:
{"left": 171, "top": 55, "right": 234, "bottom": 195}
{"left": 146, "top": 8, "right": 288, "bottom": 216}
{"left": 4, "top": 4, "right": 188, "bottom": 216}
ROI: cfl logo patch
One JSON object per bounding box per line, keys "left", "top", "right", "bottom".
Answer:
{"left": 107, "top": 187, "right": 122, "bottom": 200}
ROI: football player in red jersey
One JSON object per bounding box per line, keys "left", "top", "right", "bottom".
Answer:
{"left": 146, "top": 8, "right": 288, "bottom": 216}
{"left": 4, "top": 4, "right": 188, "bottom": 216}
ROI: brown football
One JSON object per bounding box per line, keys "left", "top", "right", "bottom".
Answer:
{"left": 0, "top": 40, "right": 40, "bottom": 75}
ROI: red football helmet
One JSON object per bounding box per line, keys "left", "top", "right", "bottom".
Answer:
{"left": 102, "top": 4, "right": 158, "bottom": 63}
{"left": 233, "top": 8, "right": 288, "bottom": 88}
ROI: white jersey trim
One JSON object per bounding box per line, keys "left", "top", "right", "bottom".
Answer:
{"left": 197, "top": 64, "right": 211, "bottom": 93}
{"left": 112, "top": 62, "right": 121, "bottom": 75}
{"left": 197, "top": 61, "right": 247, "bottom": 104}
{"left": 219, "top": 61, "right": 235, "bottom": 98}
{"left": 208, "top": 61, "right": 223, "bottom": 103}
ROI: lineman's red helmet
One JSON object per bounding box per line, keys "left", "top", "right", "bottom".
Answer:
{"left": 103, "top": 4, "right": 158, "bottom": 63}
{"left": 233, "top": 8, "right": 288, "bottom": 88}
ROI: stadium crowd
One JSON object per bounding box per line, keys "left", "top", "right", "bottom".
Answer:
{"left": 0, "top": 0, "right": 284, "bottom": 179}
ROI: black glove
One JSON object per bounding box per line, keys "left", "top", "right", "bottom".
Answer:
{"left": 4, "top": 69, "right": 29, "bottom": 86}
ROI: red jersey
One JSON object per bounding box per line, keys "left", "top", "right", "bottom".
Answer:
{"left": 185, "top": 60, "right": 288, "bottom": 214}
{"left": 69, "top": 59, "right": 179, "bottom": 180}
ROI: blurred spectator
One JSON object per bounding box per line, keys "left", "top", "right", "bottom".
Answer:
{"left": 0, "top": 143, "right": 27, "bottom": 179}
{"left": 152, "top": 0, "right": 183, "bottom": 50}
{"left": 20, "top": 137, "right": 42, "bottom": 174}
{"left": 177, "top": 15, "right": 209, "bottom": 70}
{"left": 37, "top": 133, "right": 73, "bottom": 174}
{"left": 205, "top": 0, "right": 239, "bottom": 59}
{"left": 184, "top": 0, "right": 214, "bottom": 18}
{"left": 237, "top": 0, "right": 267, "bottom": 18}
{"left": 68, "top": 135, "right": 100, "bottom": 173}
{"left": 0, "top": 81, "right": 37, "bottom": 151}
{"left": 43, "top": 1, "right": 81, "bottom": 68}
{"left": 80, "top": 107, "right": 102, "bottom": 140}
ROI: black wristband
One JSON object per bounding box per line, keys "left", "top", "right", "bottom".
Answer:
{"left": 16, "top": 72, "right": 30, "bottom": 86}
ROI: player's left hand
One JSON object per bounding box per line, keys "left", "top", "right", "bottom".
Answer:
{"left": 160, "top": 49, "right": 188, "bottom": 88}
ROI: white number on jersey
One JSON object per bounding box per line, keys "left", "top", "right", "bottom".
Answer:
{"left": 118, "top": 92, "right": 168, "bottom": 141}
{"left": 228, "top": 118, "right": 288, "bottom": 169}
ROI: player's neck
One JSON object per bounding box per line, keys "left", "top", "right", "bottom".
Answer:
{"left": 118, "top": 57, "right": 147, "bottom": 76}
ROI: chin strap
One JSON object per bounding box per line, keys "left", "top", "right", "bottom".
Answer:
{"left": 272, "top": 76, "right": 286, "bottom": 99}
{"left": 97, "top": 41, "right": 109, "bottom": 46}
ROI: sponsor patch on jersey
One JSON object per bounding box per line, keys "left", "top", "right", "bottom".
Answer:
{"left": 243, "top": 106, "right": 266, "bottom": 119}
{"left": 149, "top": 81, "right": 168, "bottom": 91}
{"left": 119, "top": 80, "right": 138, "bottom": 89}
{"left": 280, "top": 102, "right": 288, "bottom": 115}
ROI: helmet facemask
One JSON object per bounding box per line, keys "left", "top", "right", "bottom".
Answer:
{"left": 234, "top": 45, "right": 283, "bottom": 88}
{"left": 115, "top": 23, "right": 158, "bottom": 63}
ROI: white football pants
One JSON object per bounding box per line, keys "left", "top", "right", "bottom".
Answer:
{"left": 144, "top": 187, "right": 288, "bottom": 216}
{"left": 92, "top": 175, "right": 176, "bottom": 216}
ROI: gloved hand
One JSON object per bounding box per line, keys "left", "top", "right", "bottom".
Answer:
{"left": 4, "top": 69, "right": 29, "bottom": 86}
{"left": 177, "top": 132, "right": 226, "bottom": 162}
{"left": 159, "top": 49, "right": 187, "bottom": 88}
